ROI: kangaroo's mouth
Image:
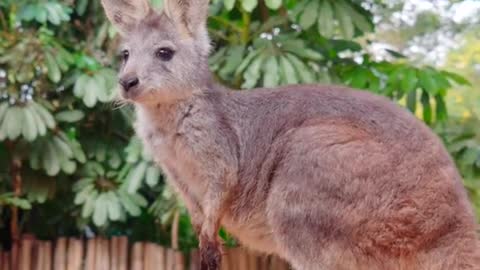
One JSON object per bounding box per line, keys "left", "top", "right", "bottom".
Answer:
{"left": 120, "top": 86, "right": 143, "bottom": 101}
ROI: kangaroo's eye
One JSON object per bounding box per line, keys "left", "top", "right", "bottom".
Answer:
{"left": 155, "top": 47, "right": 175, "bottom": 61}
{"left": 120, "top": 49, "right": 129, "bottom": 62}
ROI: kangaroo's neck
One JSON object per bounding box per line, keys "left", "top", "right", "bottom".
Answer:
{"left": 134, "top": 83, "right": 228, "bottom": 135}
{"left": 135, "top": 102, "right": 183, "bottom": 136}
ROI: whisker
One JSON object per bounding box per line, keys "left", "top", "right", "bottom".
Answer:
{"left": 109, "top": 95, "right": 132, "bottom": 110}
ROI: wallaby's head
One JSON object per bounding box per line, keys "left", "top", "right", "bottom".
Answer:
{"left": 101, "top": 0, "right": 211, "bottom": 104}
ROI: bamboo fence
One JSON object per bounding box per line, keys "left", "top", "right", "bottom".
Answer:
{"left": 0, "top": 235, "right": 290, "bottom": 270}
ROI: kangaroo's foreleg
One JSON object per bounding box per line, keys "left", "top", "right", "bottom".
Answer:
{"left": 199, "top": 170, "right": 235, "bottom": 270}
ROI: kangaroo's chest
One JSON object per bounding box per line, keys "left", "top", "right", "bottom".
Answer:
{"left": 134, "top": 110, "right": 207, "bottom": 199}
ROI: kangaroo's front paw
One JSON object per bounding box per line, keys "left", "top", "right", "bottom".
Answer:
{"left": 200, "top": 240, "right": 222, "bottom": 270}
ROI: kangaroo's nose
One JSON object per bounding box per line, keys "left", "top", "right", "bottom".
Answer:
{"left": 119, "top": 76, "right": 139, "bottom": 92}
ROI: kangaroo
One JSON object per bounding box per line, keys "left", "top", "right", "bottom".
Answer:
{"left": 100, "top": 0, "right": 480, "bottom": 269}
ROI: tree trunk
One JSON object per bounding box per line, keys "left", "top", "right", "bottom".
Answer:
{"left": 7, "top": 141, "right": 22, "bottom": 270}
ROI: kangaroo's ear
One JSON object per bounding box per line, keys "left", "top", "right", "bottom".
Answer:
{"left": 101, "top": 0, "right": 151, "bottom": 35}
{"left": 164, "top": 0, "right": 210, "bottom": 39}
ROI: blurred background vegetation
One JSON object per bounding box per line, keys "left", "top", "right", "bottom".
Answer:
{"left": 0, "top": 0, "right": 479, "bottom": 252}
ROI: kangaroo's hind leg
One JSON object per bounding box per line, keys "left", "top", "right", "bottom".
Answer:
{"left": 263, "top": 121, "right": 475, "bottom": 270}
{"left": 264, "top": 123, "right": 386, "bottom": 270}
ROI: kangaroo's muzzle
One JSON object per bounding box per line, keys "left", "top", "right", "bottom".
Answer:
{"left": 119, "top": 74, "right": 141, "bottom": 99}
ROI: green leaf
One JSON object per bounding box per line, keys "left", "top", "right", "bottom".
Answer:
{"left": 435, "top": 94, "right": 447, "bottom": 122}
{"left": 74, "top": 74, "right": 90, "bottom": 97}
{"left": 32, "top": 102, "right": 55, "bottom": 129}
{"left": 0, "top": 102, "right": 8, "bottom": 124}
{"left": 45, "top": 52, "right": 61, "bottom": 83}
{"left": 61, "top": 160, "right": 77, "bottom": 174}
{"left": 235, "top": 49, "right": 260, "bottom": 76}
{"left": 442, "top": 71, "right": 471, "bottom": 86}
{"left": 419, "top": 69, "right": 438, "bottom": 95}
{"left": 21, "top": 107, "right": 37, "bottom": 141}
{"left": 262, "top": 56, "right": 279, "bottom": 87}
{"left": 349, "top": 68, "right": 368, "bottom": 89}
{"left": 318, "top": 0, "right": 334, "bottom": 37}
{"left": 265, "top": 0, "right": 282, "bottom": 9}
{"left": 45, "top": 3, "right": 70, "bottom": 24}
{"left": 145, "top": 166, "right": 161, "bottom": 187}
{"left": 279, "top": 56, "right": 298, "bottom": 85}
{"left": 98, "top": 69, "right": 117, "bottom": 100}
{"left": 461, "top": 148, "right": 478, "bottom": 166}
{"left": 74, "top": 184, "right": 94, "bottom": 205}
{"left": 28, "top": 105, "right": 47, "bottom": 136}
{"left": 95, "top": 144, "right": 107, "bottom": 162}
{"left": 93, "top": 193, "right": 108, "bottom": 226}
{"left": 224, "top": 0, "right": 236, "bottom": 10}
{"left": 219, "top": 46, "right": 245, "bottom": 78}
{"left": 44, "top": 141, "right": 60, "bottom": 176}
{"left": 55, "top": 46, "right": 74, "bottom": 71}
{"left": 45, "top": 3, "right": 61, "bottom": 25}
{"left": 283, "top": 40, "right": 323, "bottom": 61}
{"left": 289, "top": 0, "right": 309, "bottom": 21}
{"left": 433, "top": 72, "right": 450, "bottom": 95}
{"left": 406, "top": 89, "right": 417, "bottom": 113}
{"left": 329, "top": 39, "right": 362, "bottom": 52}
{"left": 302, "top": 49, "right": 324, "bottom": 61}
{"left": 5, "top": 106, "right": 23, "bottom": 140}
{"left": 384, "top": 66, "right": 403, "bottom": 96}
{"left": 18, "top": 5, "right": 37, "bottom": 21}
{"left": 420, "top": 91, "right": 432, "bottom": 124}
{"left": 299, "top": 0, "right": 319, "bottom": 30}
{"left": 30, "top": 145, "right": 41, "bottom": 170}
{"left": 83, "top": 76, "right": 100, "bottom": 107}
{"left": 285, "top": 54, "right": 315, "bottom": 83}
{"left": 334, "top": 0, "right": 354, "bottom": 39}
{"left": 6, "top": 197, "right": 32, "bottom": 210}
{"left": 209, "top": 47, "right": 227, "bottom": 69}
{"left": 367, "top": 72, "right": 380, "bottom": 92}
{"left": 386, "top": 49, "right": 406, "bottom": 59}
{"left": 127, "top": 162, "right": 148, "bottom": 193}
{"left": 81, "top": 191, "right": 97, "bottom": 218}
{"left": 118, "top": 190, "right": 142, "bottom": 216}
{"left": 242, "top": 54, "right": 265, "bottom": 89}
{"left": 242, "top": 0, "right": 258, "bottom": 12}
{"left": 52, "top": 136, "right": 74, "bottom": 159}
{"left": 401, "top": 68, "right": 418, "bottom": 93}
{"left": 76, "top": 0, "right": 89, "bottom": 15}
{"left": 129, "top": 193, "right": 148, "bottom": 207}
{"left": 70, "top": 140, "right": 86, "bottom": 163}
{"left": 85, "top": 161, "right": 105, "bottom": 177}
{"left": 94, "top": 72, "right": 110, "bottom": 102}
{"left": 126, "top": 137, "right": 143, "bottom": 163}
{"left": 55, "top": 110, "right": 85, "bottom": 123}
{"left": 106, "top": 192, "right": 122, "bottom": 221}
{"left": 344, "top": 2, "right": 373, "bottom": 33}
{"left": 108, "top": 150, "right": 122, "bottom": 169}
{"left": 73, "top": 178, "right": 94, "bottom": 192}
{"left": 35, "top": 6, "right": 48, "bottom": 23}
{"left": 282, "top": 39, "right": 306, "bottom": 54}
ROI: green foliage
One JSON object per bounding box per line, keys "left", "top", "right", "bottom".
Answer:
{"left": 74, "top": 69, "right": 117, "bottom": 108}
{"left": 0, "top": 193, "right": 31, "bottom": 209}
{"left": 437, "top": 117, "right": 480, "bottom": 217}
{"left": 0, "top": 0, "right": 473, "bottom": 249}
{"left": 441, "top": 27, "right": 480, "bottom": 220}
{"left": 18, "top": 2, "right": 72, "bottom": 25}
